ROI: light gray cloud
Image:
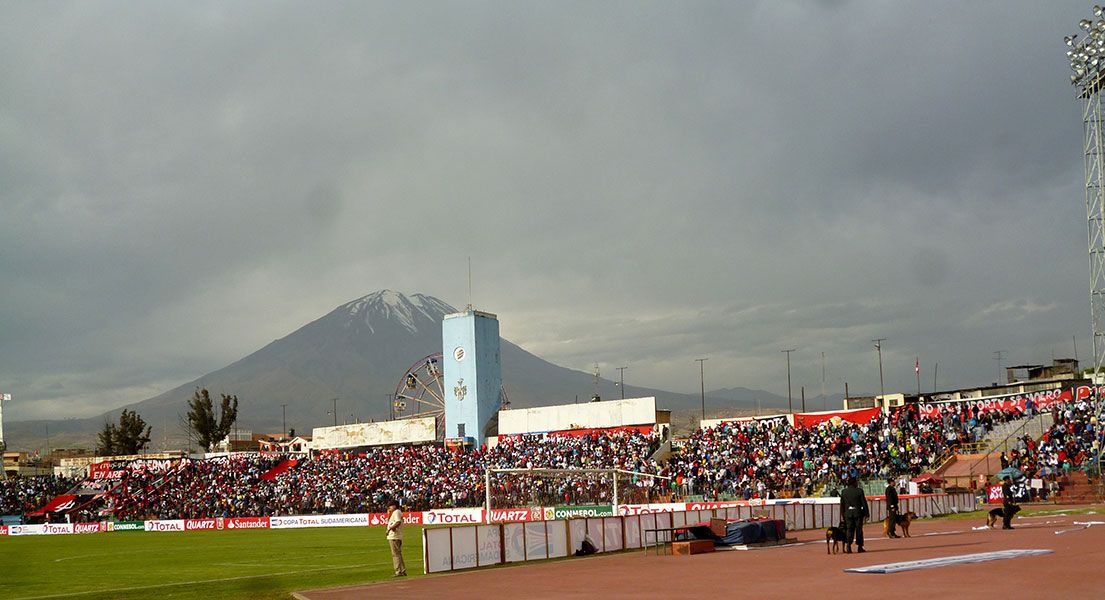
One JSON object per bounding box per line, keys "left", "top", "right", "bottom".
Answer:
{"left": 0, "top": 1, "right": 1096, "bottom": 419}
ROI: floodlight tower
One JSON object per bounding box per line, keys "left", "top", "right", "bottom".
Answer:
{"left": 1066, "top": 4, "right": 1105, "bottom": 495}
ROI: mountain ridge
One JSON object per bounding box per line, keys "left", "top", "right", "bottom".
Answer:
{"left": 3, "top": 290, "right": 796, "bottom": 451}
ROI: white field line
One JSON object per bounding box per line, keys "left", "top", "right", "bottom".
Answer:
{"left": 11, "top": 563, "right": 373, "bottom": 600}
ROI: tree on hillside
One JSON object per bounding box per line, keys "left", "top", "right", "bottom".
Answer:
{"left": 96, "top": 422, "right": 116, "bottom": 455}
{"left": 96, "top": 409, "right": 152, "bottom": 456}
{"left": 186, "top": 387, "right": 239, "bottom": 451}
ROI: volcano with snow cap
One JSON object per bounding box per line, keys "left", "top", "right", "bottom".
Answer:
{"left": 4, "top": 290, "right": 791, "bottom": 450}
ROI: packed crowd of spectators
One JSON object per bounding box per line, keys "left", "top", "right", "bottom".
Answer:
{"left": 666, "top": 401, "right": 1061, "bottom": 500}
{"left": 0, "top": 474, "right": 80, "bottom": 516}
{"left": 79, "top": 429, "right": 663, "bottom": 519}
{"left": 7, "top": 396, "right": 1102, "bottom": 520}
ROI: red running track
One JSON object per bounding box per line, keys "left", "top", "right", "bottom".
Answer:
{"left": 295, "top": 510, "right": 1105, "bottom": 600}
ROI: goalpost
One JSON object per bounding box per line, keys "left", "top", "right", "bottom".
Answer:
{"left": 485, "top": 467, "right": 671, "bottom": 514}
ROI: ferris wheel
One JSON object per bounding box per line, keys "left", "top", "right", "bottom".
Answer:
{"left": 393, "top": 353, "right": 446, "bottom": 437}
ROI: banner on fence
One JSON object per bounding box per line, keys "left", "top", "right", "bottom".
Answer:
{"left": 268, "top": 514, "right": 369, "bottom": 529}
{"left": 145, "top": 520, "right": 185, "bottom": 532}
{"left": 112, "top": 521, "right": 144, "bottom": 531}
{"left": 918, "top": 387, "right": 1074, "bottom": 420}
{"left": 423, "top": 508, "right": 484, "bottom": 525}
{"left": 551, "top": 505, "right": 615, "bottom": 520}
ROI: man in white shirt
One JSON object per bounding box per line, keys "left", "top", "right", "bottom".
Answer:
{"left": 386, "top": 503, "right": 407, "bottom": 577}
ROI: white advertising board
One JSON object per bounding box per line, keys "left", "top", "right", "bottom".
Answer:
{"left": 498, "top": 397, "right": 657, "bottom": 435}
{"left": 311, "top": 418, "right": 436, "bottom": 450}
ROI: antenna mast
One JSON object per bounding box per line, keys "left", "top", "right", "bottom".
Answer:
{"left": 467, "top": 257, "right": 473, "bottom": 311}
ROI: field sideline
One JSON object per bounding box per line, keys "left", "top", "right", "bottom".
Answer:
{"left": 0, "top": 526, "right": 420, "bottom": 600}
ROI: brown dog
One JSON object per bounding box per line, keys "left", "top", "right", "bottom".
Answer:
{"left": 884, "top": 511, "right": 918, "bottom": 538}
{"left": 826, "top": 525, "right": 846, "bottom": 554}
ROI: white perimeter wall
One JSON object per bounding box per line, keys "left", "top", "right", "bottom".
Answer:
{"left": 498, "top": 397, "right": 657, "bottom": 435}
{"left": 311, "top": 417, "right": 436, "bottom": 449}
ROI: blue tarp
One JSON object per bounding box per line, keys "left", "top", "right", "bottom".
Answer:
{"left": 679, "top": 519, "right": 787, "bottom": 546}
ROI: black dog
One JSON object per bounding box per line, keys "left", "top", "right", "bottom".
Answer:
{"left": 987, "top": 505, "right": 1021, "bottom": 529}
{"left": 826, "top": 524, "right": 847, "bottom": 554}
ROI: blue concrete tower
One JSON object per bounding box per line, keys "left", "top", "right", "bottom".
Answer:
{"left": 442, "top": 309, "right": 502, "bottom": 442}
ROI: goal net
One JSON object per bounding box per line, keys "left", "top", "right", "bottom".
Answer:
{"left": 485, "top": 468, "right": 670, "bottom": 511}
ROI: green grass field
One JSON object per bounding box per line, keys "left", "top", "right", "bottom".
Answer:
{"left": 0, "top": 526, "right": 420, "bottom": 600}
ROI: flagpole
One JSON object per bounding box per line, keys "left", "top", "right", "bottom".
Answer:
{"left": 915, "top": 357, "right": 921, "bottom": 395}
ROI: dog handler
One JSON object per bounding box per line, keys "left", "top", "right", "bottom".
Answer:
{"left": 884, "top": 477, "right": 900, "bottom": 538}
{"left": 840, "top": 477, "right": 869, "bottom": 553}
{"left": 386, "top": 502, "right": 407, "bottom": 576}
{"left": 1001, "top": 476, "right": 1016, "bottom": 530}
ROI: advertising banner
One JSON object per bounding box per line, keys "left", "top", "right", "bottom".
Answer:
{"left": 552, "top": 505, "right": 614, "bottom": 520}
{"left": 617, "top": 503, "right": 685, "bottom": 515}
{"left": 41, "top": 523, "right": 75, "bottom": 535}
{"left": 423, "top": 508, "right": 484, "bottom": 525}
{"left": 218, "top": 517, "right": 270, "bottom": 530}
{"left": 145, "top": 520, "right": 185, "bottom": 532}
{"left": 791, "top": 407, "right": 882, "bottom": 428}
{"left": 184, "top": 518, "right": 217, "bottom": 531}
{"left": 7, "top": 524, "right": 44, "bottom": 536}
{"left": 487, "top": 508, "right": 541, "bottom": 523}
{"left": 917, "top": 388, "right": 1074, "bottom": 420}
{"left": 0, "top": 525, "right": 6, "bottom": 536}
{"left": 112, "top": 521, "right": 144, "bottom": 532}
{"left": 72, "top": 523, "right": 105, "bottom": 534}
{"left": 268, "top": 514, "right": 369, "bottom": 529}
{"left": 367, "top": 512, "right": 423, "bottom": 526}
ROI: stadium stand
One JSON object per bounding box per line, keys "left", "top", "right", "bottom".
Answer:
{"left": 6, "top": 395, "right": 1101, "bottom": 522}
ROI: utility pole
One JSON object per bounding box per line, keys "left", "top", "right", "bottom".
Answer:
{"left": 873, "top": 339, "right": 886, "bottom": 400}
{"left": 281, "top": 404, "right": 287, "bottom": 440}
{"left": 616, "top": 366, "right": 628, "bottom": 400}
{"left": 820, "top": 352, "right": 826, "bottom": 408}
{"left": 781, "top": 349, "right": 796, "bottom": 413}
{"left": 994, "top": 350, "right": 1007, "bottom": 385}
{"left": 328, "top": 397, "right": 339, "bottom": 427}
{"left": 801, "top": 386, "right": 805, "bottom": 412}
{"left": 695, "top": 358, "right": 708, "bottom": 421}
{"left": 933, "top": 362, "right": 939, "bottom": 393}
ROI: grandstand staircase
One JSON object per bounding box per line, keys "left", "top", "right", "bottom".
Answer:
{"left": 1052, "top": 471, "right": 1101, "bottom": 504}
{"left": 933, "top": 412, "right": 1054, "bottom": 488}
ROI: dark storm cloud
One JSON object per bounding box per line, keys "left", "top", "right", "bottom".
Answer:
{"left": 0, "top": 1, "right": 1095, "bottom": 419}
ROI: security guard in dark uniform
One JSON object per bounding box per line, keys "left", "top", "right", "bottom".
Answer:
{"left": 884, "top": 477, "right": 900, "bottom": 538}
{"left": 839, "top": 476, "right": 869, "bottom": 553}
{"left": 1001, "top": 476, "right": 1016, "bottom": 530}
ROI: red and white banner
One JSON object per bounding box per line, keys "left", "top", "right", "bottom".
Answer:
{"left": 368, "top": 512, "right": 423, "bottom": 526}
{"left": 422, "top": 507, "right": 484, "bottom": 525}
{"left": 487, "top": 508, "right": 541, "bottom": 522}
{"left": 145, "top": 520, "right": 185, "bottom": 532}
{"left": 917, "top": 388, "right": 1073, "bottom": 420}
{"left": 72, "top": 522, "right": 107, "bottom": 534}
{"left": 0, "top": 525, "right": 6, "bottom": 536}
{"left": 986, "top": 485, "right": 1004, "bottom": 504}
{"left": 791, "top": 407, "right": 881, "bottom": 428}
{"left": 218, "top": 517, "right": 270, "bottom": 530}
{"left": 184, "top": 518, "right": 217, "bottom": 531}
{"left": 684, "top": 501, "right": 743, "bottom": 511}
{"left": 89, "top": 462, "right": 128, "bottom": 480}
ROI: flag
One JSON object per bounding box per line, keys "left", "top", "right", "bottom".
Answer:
{"left": 915, "top": 358, "right": 920, "bottom": 374}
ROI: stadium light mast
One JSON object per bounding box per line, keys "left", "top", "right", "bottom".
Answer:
{"left": 1066, "top": 4, "right": 1105, "bottom": 497}
{"left": 695, "top": 358, "right": 708, "bottom": 421}
{"left": 781, "top": 349, "right": 796, "bottom": 413}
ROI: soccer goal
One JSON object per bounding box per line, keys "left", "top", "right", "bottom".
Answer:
{"left": 484, "top": 467, "right": 671, "bottom": 513}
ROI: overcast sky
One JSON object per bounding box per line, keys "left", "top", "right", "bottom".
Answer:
{"left": 0, "top": 1, "right": 1096, "bottom": 420}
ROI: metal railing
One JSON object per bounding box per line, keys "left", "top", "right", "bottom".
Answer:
{"left": 962, "top": 413, "right": 1055, "bottom": 483}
